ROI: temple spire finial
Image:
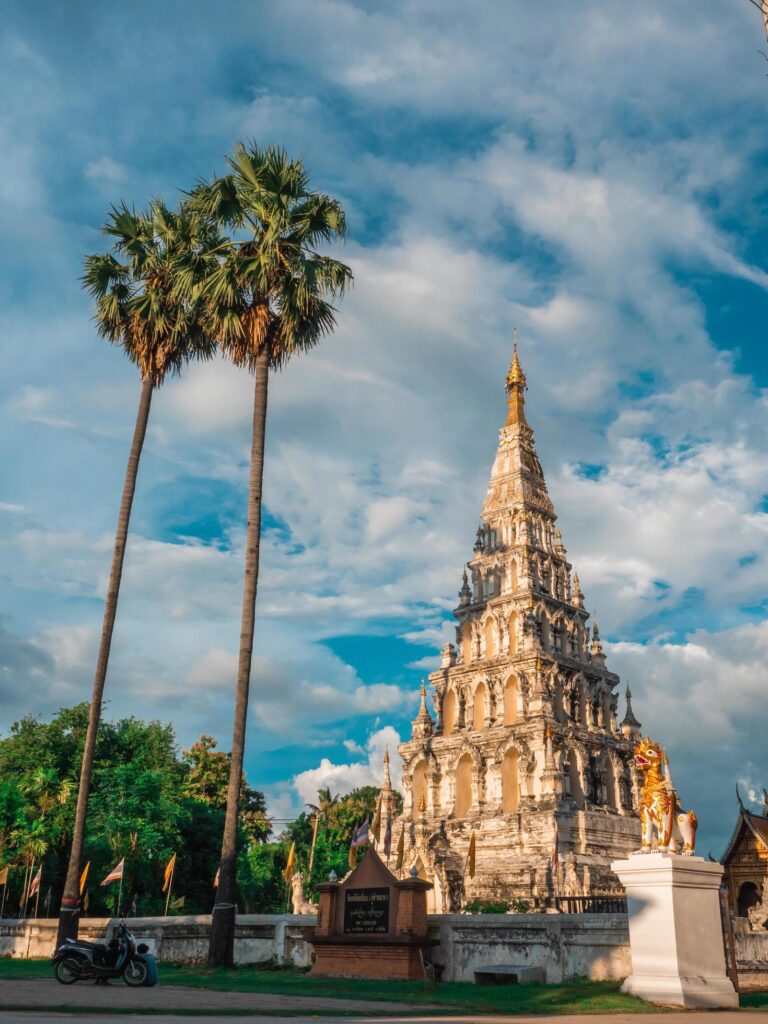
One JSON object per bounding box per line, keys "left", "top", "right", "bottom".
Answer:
{"left": 411, "top": 678, "right": 434, "bottom": 740}
{"left": 505, "top": 330, "right": 528, "bottom": 426}
{"left": 621, "top": 682, "right": 642, "bottom": 741}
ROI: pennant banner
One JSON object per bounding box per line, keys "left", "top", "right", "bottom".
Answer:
{"left": 282, "top": 842, "right": 295, "bottom": 882}
{"left": 100, "top": 858, "right": 125, "bottom": 886}
{"left": 29, "top": 865, "right": 42, "bottom": 898}
{"left": 0, "top": 865, "right": 8, "bottom": 887}
{"left": 163, "top": 853, "right": 176, "bottom": 893}
{"left": 79, "top": 861, "right": 90, "bottom": 895}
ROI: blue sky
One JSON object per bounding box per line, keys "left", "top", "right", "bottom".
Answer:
{"left": 1, "top": 0, "right": 768, "bottom": 852}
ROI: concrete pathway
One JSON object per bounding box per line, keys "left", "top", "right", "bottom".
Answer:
{"left": 2, "top": 1013, "right": 768, "bottom": 1024}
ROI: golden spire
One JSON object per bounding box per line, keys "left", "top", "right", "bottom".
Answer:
{"left": 419, "top": 790, "right": 427, "bottom": 813}
{"left": 506, "top": 330, "right": 527, "bottom": 390}
{"left": 505, "top": 329, "right": 528, "bottom": 426}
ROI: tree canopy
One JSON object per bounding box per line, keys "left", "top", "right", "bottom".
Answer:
{"left": 0, "top": 705, "right": 396, "bottom": 916}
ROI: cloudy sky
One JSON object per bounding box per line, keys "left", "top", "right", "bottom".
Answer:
{"left": 1, "top": 0, "right": 767, "bottom": 852}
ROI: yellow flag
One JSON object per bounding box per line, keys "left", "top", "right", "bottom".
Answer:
{"left": 0, "top": 865, "right": 7, "bottom": 886}
{"left": 283, "top": 841, "right": 295, "bottom": 882}
{"left": 79, "top": 861, "right": 90, "bottom": 895}
{"left": 467, "top": 831, "right": 476, "bottom": 878}
{"left": 395, "top": 828, "right": 405, "bottom": 872}
{"left": 163, "top": 853, "right": 176, "bottom": 893}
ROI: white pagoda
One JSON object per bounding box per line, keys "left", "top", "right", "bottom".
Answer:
{"left": 386, "top": 346, "right": 642, "bottom": 911}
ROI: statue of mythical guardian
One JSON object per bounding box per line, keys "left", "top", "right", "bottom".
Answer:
{"left": 634, "top": 737, "right": 697, "bottom": 855}
{"left": 290, "top": 872, "right": 318, "bottom": 915}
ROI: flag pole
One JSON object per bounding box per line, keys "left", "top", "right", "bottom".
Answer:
{"left": 1, "top": 875, "right": 7, "bottom": 919}
{"left": 164, "top": 859, "right": 175, "bottom": 917}
{"left": 34, "top": 871, "right": 41, "bottom": 919}
{"left": 308, "top": 813, "right": 320, "bottom": 876}
{"left": 22, "top": 864, "right": 33, "bottom": 921}
{"left": 18, "top": 864, "right": 26, "bottom": 919}
{"left": 117, "top": 870, "right": 123, "bottom": 919}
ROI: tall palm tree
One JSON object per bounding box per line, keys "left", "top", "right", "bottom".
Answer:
{"left": 189, "top": 143, "right": 352, "bottom": 966}
{"left": 56, "top": 201, "right": 221, "bottom": 944}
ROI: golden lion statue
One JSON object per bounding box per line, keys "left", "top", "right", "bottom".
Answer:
{"left": 634, "top": 737, "right": 697, "bottom": 855}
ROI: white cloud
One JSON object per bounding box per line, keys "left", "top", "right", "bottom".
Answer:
{"left": 84, "top": 156, "right": 128, "bottom": 183}
{"left": 292, "top": 725, "right": 403, "bottom": 808}
{"left": 2, "top": 0, "right": 768, "bottom": 853}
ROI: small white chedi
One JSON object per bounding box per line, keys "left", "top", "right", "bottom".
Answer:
{"left": 384, "top": 346, "right": 643, "bottom": 911}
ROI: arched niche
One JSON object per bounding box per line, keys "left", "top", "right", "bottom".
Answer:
{"left": 412, "top": 760, "right": 428, "bottom": 817}
{"left": 738, "top": 882, "right": 760, "bottom": 918}
{"left": 472, "top": 682, "right": 487, "bottom": 731}
{"left": 541, "top": 613, "right": 550, "bottom": 649}
{"left": 569, "top": 751, "right": 585, "bottom": 809}
{"left": 553, "top": 683, "right": 566, "bottom": 723}
{"left": 484, "top": 616, "right": 496, "bottom": 657}
{"left": 462, "top": 621, "right": 472, "bottom": 666}
{"left": 442, "top": 689, "right": 457, "bottom": 736}
{"left": 454, "top": 753, "right": 473, "bottom": 817}
{"left": 605, "top": 757, "right": 618, "bottom": 811}
{"left": 503, "top": 674, "right": 518, "bottom": 725}
{"left": 501, "top": 747, "right": 520, "bottom": 813}
{"left": 579, "top": 686, "right": 589, "bottom": 726}
{"left": 510, "top": 560, "right": 519, "bottom": 591}
{"left": 508, "top": 611, "right": 518, "bottom": 654}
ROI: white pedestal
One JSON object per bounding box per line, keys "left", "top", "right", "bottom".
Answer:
{"left": 611, "top": 852, "right": 738, "bottom": 1009}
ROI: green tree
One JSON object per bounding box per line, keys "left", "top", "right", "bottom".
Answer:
{"left": 189, "top": 142, "right": 352, "bottom": 966}
{"left": 57, "top": 202, "right": 221, "bottom": 944}
{"left": 183, "top": 735, "right": 270, "bottom": 844}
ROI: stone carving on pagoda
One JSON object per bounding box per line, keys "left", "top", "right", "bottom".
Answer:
{"left": 392, "top": 343, "right": 642, "bottom": 912}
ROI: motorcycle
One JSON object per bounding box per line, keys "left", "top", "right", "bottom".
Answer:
{"left": 52, "top": 920, "right": 156, "bottom": 986}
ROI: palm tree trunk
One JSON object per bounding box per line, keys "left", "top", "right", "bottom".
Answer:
{"left": 56, "top": 379, "right": 153, "bottom": 946}
{"left": 208, "top": 348, "right": 269, "bottom": 967}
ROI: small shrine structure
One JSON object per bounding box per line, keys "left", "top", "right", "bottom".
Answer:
{"left": 721, "top": 787, "right": 768, "bottom": 920}
{"left": 311, "top": 846, "right": 433, "bottom": 979}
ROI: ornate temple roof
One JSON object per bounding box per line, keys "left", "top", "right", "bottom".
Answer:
{"left": 720, "top": 788, "right": 768, "bottom": 864}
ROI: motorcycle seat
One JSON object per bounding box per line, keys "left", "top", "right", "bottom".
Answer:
{"left": 67, "top": 939, "right": 107, "bottom": 952}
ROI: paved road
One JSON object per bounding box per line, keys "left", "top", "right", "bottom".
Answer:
{"left": 2, "top": 1015, "right": 768, "bottom": 1024}
{"left": 0, "top": 977, "right": 425, "bottom": 1015}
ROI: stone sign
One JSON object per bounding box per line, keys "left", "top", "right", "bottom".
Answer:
{"left": 343, "top": 887, "right": 390, "bottom": 934}
{"left": 310, "top": 846, "right": 433, "bottom": 980}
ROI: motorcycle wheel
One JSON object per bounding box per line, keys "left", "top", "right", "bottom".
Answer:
{"left": 123, "top": 959, "right": 148, "bottom": 986}
{"left": 54, "top": 958, "right": 80, "bottom": 985}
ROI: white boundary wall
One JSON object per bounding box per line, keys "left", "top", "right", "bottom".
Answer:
{"left": 1, "top": 912, "right": 764, "bottom": 984}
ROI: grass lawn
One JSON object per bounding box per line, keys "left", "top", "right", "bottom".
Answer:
{"left": 1, "top": 958, "right": 764, "bottom": 1015}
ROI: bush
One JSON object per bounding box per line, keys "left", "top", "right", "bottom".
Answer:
{"left": 462, "top": 897, "right": 530, "bottom": 914}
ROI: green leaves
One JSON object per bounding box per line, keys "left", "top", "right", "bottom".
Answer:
{"left": 190, "top": 140, "right": 353, "bottom": 372}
